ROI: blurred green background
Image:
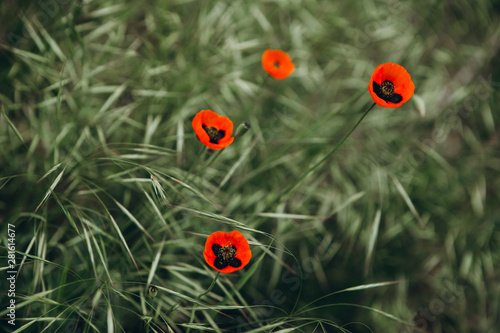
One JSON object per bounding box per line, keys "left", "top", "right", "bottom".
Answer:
{"left": 1, "top": 0, "right": 499, "bottom": 332}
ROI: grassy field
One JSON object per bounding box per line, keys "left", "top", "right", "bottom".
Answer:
{"left": 1, "top": 0, "right": 499, "bottom": 332}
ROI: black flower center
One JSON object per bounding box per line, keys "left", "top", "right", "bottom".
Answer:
{"left": 202, "top": 125, "right": 226, "bottom": 144}
{"left": 212, "top": 244, "right": 242, "bottom": 270}
{"left": 273, "top": 61, "right": 281, "bottom": 68}
{"left": 373, "top": 80, "right": 403, "bottom": 104}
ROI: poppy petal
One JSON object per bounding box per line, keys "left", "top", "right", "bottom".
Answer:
{"left": 216, "top": 117, "right": 234, "bottom": 137}
{"left": 200, "top": 110, "right": 220, "bottom": 127}
{"left": 262, "top": 49, "right": 295, "bottom": 80}
{"left": 192, "top": 110, "right": 235, "bottom": 150}
{"left": 368, "top": 63, "right": 414, "bottom": 108}
{"left": 203, "top": 230, "right": 252, "bottom": 274}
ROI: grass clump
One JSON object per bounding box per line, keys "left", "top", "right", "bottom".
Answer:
{"left": 1, "top": 0, "right": 499, "bottom": 332}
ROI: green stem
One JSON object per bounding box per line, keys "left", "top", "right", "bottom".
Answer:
{"left": 197, "top": 271, "right": 220, "bottom": 300}
{"left": 186, "top": 271, "right": 220, "bottom": 333}
{"left": 170, "top": 145, "right": 206, "bottom": 204}
{"left": 186, "top": 148, "right": 224, "bottom": 193}
{"left": 184, "top": 145, "right": 206, "bottom": 183}
{"left": 204, "top": 149, "right": 223, "bottom": 171}
{"left": 280, "top": 102, "right": 376, "bottom": 201}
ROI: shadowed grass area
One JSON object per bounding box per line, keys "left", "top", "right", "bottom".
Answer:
{"left": 1, "top": 0, "right": 499, "bottom": 332}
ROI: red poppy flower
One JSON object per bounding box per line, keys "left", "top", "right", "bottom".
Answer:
{"left": 203, "top": 230, "right": 251, "bottom": 274}
{"left": 261, "top": 49, "right": 295, "bottom": 80}
{"left": 192, "top": 110, "right": 235, "bottom": 150}
{"left": 368, "top": 63, "right": 415, "bottom": 108}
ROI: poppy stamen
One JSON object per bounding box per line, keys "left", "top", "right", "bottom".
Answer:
{"left": 212, "top": 244, "right": 241, "bottom": 269}
{"left": 373, "top": 80, "right": 403, "bottom": 104}
{"left": 273, "top": 61, "right": 281, "bottom": 69}
{"left": 380, "top": 80, "right": 395, "bottom": 96}
{"left": 202, "top": 125, "right": 226, "bottom": 144}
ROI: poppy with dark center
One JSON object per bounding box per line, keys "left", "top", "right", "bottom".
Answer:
{"left": 203, "top": 230, "right": 251, "bottom": 273}
{"left": 192, "top": 110, "right": 235, "bottom": 150}
{"left": 261, "top": 49, "right": 295, "bottom": 80}
{"left": 368, "top": 63, "right": 415, "bottom": 108}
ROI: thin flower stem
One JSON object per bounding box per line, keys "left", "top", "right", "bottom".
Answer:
{"left": 166, "top": 299, "right": 182, "bottom": 314}
{"left": 187, "top": 148, "right": 224, "bottom": 188}
{"left": 201, "top": 149, "right": 223, "bottom": 175}
{"left": 184, "top": 145, "right": 206, "bottom": 182}
{"left": 186, "top": 271, "right": 220, "bottom": 333}
{"left": 280, "top": 102, "right": 376, "bottom": 201}
{"left": 275, "top": 88, "right": 365, "bottom": 161}
{"left": 170, "top": 145, "right": 206, "bottom": 204}
{"left": 197, "top": 271, "right": 220, "bottom": 300}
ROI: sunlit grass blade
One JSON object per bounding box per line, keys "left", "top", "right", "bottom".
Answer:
{"left": 33, "top": 17, "right": 66, "bottom": 61}
{"left": 280, "top": 103, "right": 376, "bottom": 202}
{"left": 82, "top": 225, "right": 99, "bottom": 283}
{"left": 11, "top": 320, "right": 37, "bottom": 332}
{"left": 114, "top": 199, "right": 156, "bottom": 242}
{"left": 106, "top": 212, "right": 139, "bottom": 272}
{"left": 391, "top": 176, "right": 424, "bottom": 228}
{"left": 146, "top": 234, "right": 166, "bottom": 288}
{"left": 143, "top": 190, "right": 174, "bottom": 236}
{"left": 50, "top": 190, "right": 80, "bottom": 236}
{"left": 2, "top": 105, "right": 25, "bottom": 144}
{"left": 0, "top": 174, "right": 24, "bottom": 190}
{"left": 98, "top": 83, "right": 127, "bottom": 114}
{"left": 295, "top": 280, "right": 404, "bottom": 316}
{"left": 90, "top": 232, "right": 115, "bottom": 287}
{"left": 364, "top": 208, "right": 382, "bottom": 275}
{"left": 298, "top": 303, "right": 410, "bottom": 326}
{"left": 218, "top": 138, "right": 259, "bottom": 190}
{"left": 235, "top": 251, "right": 266, "bottom": 291}
{"left": 107, "top": 304, "right": 114, "bottom": 333}
{"left": 179, "top": 207, "right": 271, "bottom": 236}
{"left": 34, "top": 168, "right": 64, "bottom": 214}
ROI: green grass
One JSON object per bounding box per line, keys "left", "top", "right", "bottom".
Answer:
{"left": 1, "top": 0, "right": 500, "bottom": 332}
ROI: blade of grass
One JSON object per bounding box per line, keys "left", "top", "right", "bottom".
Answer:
{"left": 107, "top": 304, "right": 114, "bottom": 333}
{"left": 391, "top": 176, "right": 424, "bottom": 228}
{"left": 106, "top": 212, "right": 139, "bottom": 272}
{"left": 146, "top": 234, "right": 166, "bottom": 288}
{"left": 82, "top": 225, "right": 99, "bottom": 283}
{"left": 2, "top": 105, "right": 25, "bottom": 144}
{"left": 114, "top": 199, "right": 156, "bottom": 242}
{"left": 280, "top": 102, "right": 376, "bottom": 202}
{"left": 294, "top": 280, "right": 404, "bottom": 316}
{"left": 364, "top": 208, "right": 382, "bottom": 276}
